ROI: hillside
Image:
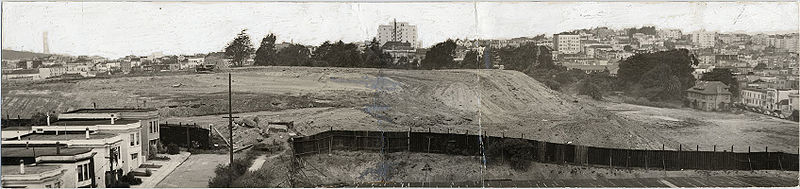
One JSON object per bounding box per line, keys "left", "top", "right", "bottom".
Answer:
{"left": 2, "top": 49, "right": 53, "bottom": 60}
{"left": 6, "top": 66, "right": 796, "bottom": 152}
{"left": 2, "top": 66, "right": 684, "bottom": 150}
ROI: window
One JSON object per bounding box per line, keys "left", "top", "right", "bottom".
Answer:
{"left": 130, "top": 134, "right": 135, "bottom": 146}
{"left": 136, "top": 133, "right": 140, "bottom": 145}
{"left": 131, "top": 153, "right": 138, "bottom": 160}
{"left": 77, "top": 163, "right": 90, "bottom": 181}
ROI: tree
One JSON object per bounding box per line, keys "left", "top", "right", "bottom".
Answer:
{"left": 275, "top": 44, "right": 312, "bottom": 66}
{"left": 225, "top": 29, "right": 255, "bottom": 67}
{"left": 754, "top": 63, "right": 767, "bottom": 70}
{"left": 312, "top": 41, "right": 363, "bottom": 68}
{"left": 421, "top": 40, "right": 457, "bottom": 70}
{"left": 617, "top": 49, "right": 697, "bottom": 102}
{"left": 362, "top": 38, "right": 391, "bottom": 68}
{"left": 461, "top": 50, "right": 479, "bottom": 69}
{"left": 701, "top": 68, "right": 740, "bottom": 98}
{"left": 254, "top": 33, "right": 277, "bottom": 66}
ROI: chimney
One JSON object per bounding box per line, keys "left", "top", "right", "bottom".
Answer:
{"left": 46, "top": 114, "right": 51, "bottom": 126}
{"left": 19, "top": 160, "right": 25, "bottom": 174}
{"left": 56, "top": 142, "right": 61, "bottom": 154}
{"left": 110, "top": 114, "right": 115, "bottom": 125}
{"left": 85, "top": 128, "right": 90, "bottom": 139}
{"left": 17, "top": 131, "right": 21, "bottom": 140}
{"left": 93, "top": 102, "right": 97, "bottom": 109}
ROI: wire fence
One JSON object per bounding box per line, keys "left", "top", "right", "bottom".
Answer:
{"left": 291, "top": 129, "right": 798, "bottom": 171}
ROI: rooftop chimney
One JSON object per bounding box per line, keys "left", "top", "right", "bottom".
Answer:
{"left": 85, "top": 127, "right": 90, "bottom": 139}
{"left": 93, "top": 102, "right": 97, "bottom": 109}
{"left": 46, "top": 114, "right": 51, "bottom": 126}
{"left": 56, "top": 142, "right": 61, "bottom": 154}
{"left": 19, "top": 160, "right": 25, "bottom": 174}
{"left": 110, "top": 114, "right": 115, "bottom": 125}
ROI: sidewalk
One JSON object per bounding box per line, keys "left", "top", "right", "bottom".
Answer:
{"left": 133, "top": 152, "right": 191, "bottom": 188}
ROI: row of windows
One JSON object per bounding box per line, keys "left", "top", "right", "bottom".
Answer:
{"left": 129, "top": 133, "right": 140, "bottom": 146}
{"left": 77, "top": 163, "right": 91, "bottom": 182}
{"left": 149, "top": 121, "right": 159, "bottom": 133}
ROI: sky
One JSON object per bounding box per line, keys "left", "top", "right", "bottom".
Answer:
{"left": 2, "top": 2, "right": 798, "bottom": 59}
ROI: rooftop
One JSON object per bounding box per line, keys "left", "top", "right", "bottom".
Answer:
{"left": 687, "top": 81, "right": 732, "bottom": 95}
{"left": 51, "top": 118, "right": 139, "bottom": 126}
{"left": 1, "top": 165, "right": 62, "bottom": 175}
{"left": 2, "top": 146, "right": 93, "bottom": 158}
{"left": 64, "top": 108, "right": 157, "bottom": 114}
{"left": 16, "top": 132, "right": 118, "bottom": 141}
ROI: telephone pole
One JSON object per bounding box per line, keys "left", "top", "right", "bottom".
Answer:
{"left": 222, "top": 72, "right": 238, "bottom": 187}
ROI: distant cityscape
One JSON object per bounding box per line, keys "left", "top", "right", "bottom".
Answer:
{"left": 3, "top": 21, "right": 799, "bottom": 119}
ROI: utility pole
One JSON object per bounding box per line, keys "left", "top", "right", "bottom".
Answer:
{"left": 222, "top": 72, "right": 239, "bottom": 187}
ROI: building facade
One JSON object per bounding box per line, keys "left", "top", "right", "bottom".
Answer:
{"left": 686, "top": 81, "right": 732, "bottom": 111}
{"left": 553, "top": 33, "right": 581, "bottom": 54}
{"left": 377, "top": 20, "right": 419, "bottom": 48}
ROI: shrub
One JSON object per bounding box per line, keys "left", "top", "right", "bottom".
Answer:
{"left": 208, "top": 158, "right": 254, "bottom": 187}
{"left": 232, "top": 169, "right": 274, "bottom": 187}
{"left": 166, "top": 143, "right": 180, "bottom": 155}
{"left": 120, "top": 172, "right": 142, "bottom": 185}
{"left": 486, "top": 138, "right": 534, "bottom": 171}
{"left": 145, "top": 169, "right": 153, "bottom": 177}
{"left": 579, "top": 80, "right": 603, "bottom": 100}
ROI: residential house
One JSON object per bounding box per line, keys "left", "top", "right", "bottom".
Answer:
{"left": 686, "top": 81, "right": 732, "bottom": 111}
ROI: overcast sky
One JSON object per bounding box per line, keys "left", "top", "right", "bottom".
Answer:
{"left": 2, "top": 2, "right": 797, "bottom": 59}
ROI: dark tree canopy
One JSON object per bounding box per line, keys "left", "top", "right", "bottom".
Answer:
{"left": 701, "top": 68, "right": 740, "bottom": 98}
{"left": 617, "top": 49, "right": 698, "bottom": 101}
{"left": 753, "top": 63, "right": 767, "bottom": 70}
{"left": 224, "top": 29, "right": 255, "bottom": 67}
{"left": 362, "top": 38, "right": 392, "bottom": 68}
{"left": 275, "top": 44, "right": 312, "bottom": 67}
{"left": 312, "top": 41, "right": 363, "bottom": 68}
{"left": 496, "top": 43, "right": 555, "bottom": 73}
{"left": 460, "top": 50, "right": 480, "bottom": 69}
{"left": 421, "top": 39, "right": 457, "bottom": 70}
{"left": 254, "top": 33, "right": 277, "bottom": 66}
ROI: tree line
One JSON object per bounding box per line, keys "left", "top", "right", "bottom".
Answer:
{"left": 226, "top": 30, "right": 738, "bottom": 104}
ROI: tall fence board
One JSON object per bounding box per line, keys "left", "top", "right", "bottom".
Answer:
{"left": 291, "top": 130, "right": 799, "bottom": 171}
{"left": 159, "top": 123, "right": 213, "bottom": 149}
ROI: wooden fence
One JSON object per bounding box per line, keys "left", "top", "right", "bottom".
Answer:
{"left": 291, "top": 129, "right": 798, "bottom": 171}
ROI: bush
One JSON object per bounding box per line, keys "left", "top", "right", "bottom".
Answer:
{"left": 486, "top": 138, "right": 534, "bottom": 171}
{"left": 579, "top": 80, "right": 603, "bottom": 100}
{"left": 166, "top": 143, "right": 180, "bottom": 155}
{"left": 232, "top": 169, "right": 275, "bottom": 187}
{"left": 120, "top": 172, "right": 142, "bottom": 185}
{"left": 208, "top": 157, "right": 255, "bottom": 187}
{"left": 145, "top": 169, "right": 153, "bottom": 177}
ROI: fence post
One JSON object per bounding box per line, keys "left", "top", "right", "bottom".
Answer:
{"left": 407, "top": 127, "right": 411, "bottom": 152}
{"left": 713, "top": 145, "right": 716, "bottom": 170}
{"left": 679, "top": 144, "right": 682, "bottom": 170}
{"left": 328, "top": 127, "right": 332, "bottom": 154}
{"left": 609, "top": 150, "right": 613, "bottom": 168}
{"left": 662, "top": 144, "right": 666, "bottom": 170}
{"left": 748, "top": 146, "right": 753, "bottom": 171}
{"left": 186, "top": 124, "right": 191, "bottom": 150}
{"left": 209, "top": 124, "right": 213, "bottom": 149}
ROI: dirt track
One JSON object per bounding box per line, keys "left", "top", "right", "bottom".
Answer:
{"left": 3, "top": 66, "right": 797, "bottom": 152}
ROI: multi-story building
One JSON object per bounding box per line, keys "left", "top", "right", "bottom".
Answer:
{"left": 658, "top": 29, "right": 683, "bottom": 39}
{"left": 686, "top": 81, "right": 732, "bottom": 111}
{"left": 553, "top": 33, "right": 581, "bottom": 54}
{"left": 692, "top": 31, "right": 716, "bottom": 48}
{"left": 377, "top": 20, "right": 419, "bottom": 48}
{"left": 741, "top": 88, "right": 769, "bottom": 108}
{"left": 1, "top": 108, "right": 160, "bottom": 188}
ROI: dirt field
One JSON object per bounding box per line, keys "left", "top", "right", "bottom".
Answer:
{"left": 4, "top": 66, "right": 797, "bottom": 152}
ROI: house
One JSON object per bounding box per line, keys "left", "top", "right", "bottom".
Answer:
{"left": 1, "top": 108, "right": 160, "bottom": 188}
{"left": 2, "top": 69, "right": 42, "bottom": 80}
{"left": 2, "top": 146, "right": 97, "bottom": 188}
{"left": 686, "top": 81, "right": 732, "bottom": 111}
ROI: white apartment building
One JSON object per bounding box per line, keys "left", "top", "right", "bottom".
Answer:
{"left": 377, "top": 20, "right": 420, "bottom": 48}
{"left": 553, "top": 34, "right": 581, "bottom": 54}
{"left": 692, "top": 31, "right": 717, "bottom": 48}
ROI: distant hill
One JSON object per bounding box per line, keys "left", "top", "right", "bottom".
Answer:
{"left": 2, "top": 49, "right": 53, "bottom": 60}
